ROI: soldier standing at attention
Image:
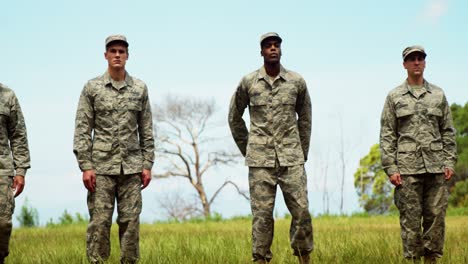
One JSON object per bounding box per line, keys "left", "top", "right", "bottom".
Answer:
{"left": 380, "top": 46, "right": 457, "bottom": 263}
{"left": 0, "top": 83, "right": 30, "bottom": 264}
{"left": 228, "top": 32, "right": 313, "bottom": 264}
{"left": 73, "top": 35, "right": 154, "bottom": 264}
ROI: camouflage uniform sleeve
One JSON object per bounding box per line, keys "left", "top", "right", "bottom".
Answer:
{"left": 138, "top": 85, "right": 155, "bottom": 170}
{"left": 379, "top": 95, "right": 399, "bottom": 176}
{"left": 228, "top": 79, "right": 249, "bottom": 156}
{"left": 295, "top": 78, "right": 312, "bottom": 161}
{"left": 73, "top": 85, "right": 95, "bottom": 171}
{"left": 8, "top": 92, "right": 30, "bottom": 176}
{"left": 440, "top": 94, "right": 457, "bottom": 170}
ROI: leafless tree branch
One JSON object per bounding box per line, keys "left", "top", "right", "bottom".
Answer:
{"left": 153, "top": 95, "right": 244, "bottom": 218}
{"left": 158, "top": 193, "right": 203, "bottom": 221}
{"left": 209, "top": 180, "right": 250, "bottom": 206}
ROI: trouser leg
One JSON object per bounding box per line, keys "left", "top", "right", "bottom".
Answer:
{"left": 87, "top": 175, "right": 116, "bottom": 263}
{"left": 116, "top": 173, "right": 142, "bottom": 263}
{"left": 278, "top": 165, "right": 313, "bottom": 257}
{"left": 422, "top": 173, "right": 448, "bottom": 258}
{"left": 249, "top": 167, "right": 277, "bottom": 262}
{"left": 395, "top": 175, "right": 424, "bottom": 258}
{"left": 0, "top": 177, "right": 14, "bottom": 260}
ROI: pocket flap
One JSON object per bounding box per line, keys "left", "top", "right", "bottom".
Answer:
{"left": 93, "top": 142, "right": 113, "bottom": 151}
{"left": 396, "top": 108, "right": 414, "bottom": 118}
{"left": 128, "top": 143, "right": 140, "bottom": 150}
{"left": 430, "top": 142, "right": 443, "bottom": 151}
{"left": 127, "top": 101, "right": 142, "bottom": 111}
{"left": 249, "top": 96, "right": 268, "bottom": 106}
{"left": 398, "top": 142, "right": 417, "bottom": 152}
{"left": 281, "top": 96, "right": 296, "bottom": 105}
{"left": 0, "top": 106, "right": 10, "bottom": 116}
{"left": 427, "top": 108, "right": 442, "bottom": 117}
{"left": 283, "top": 137, "right": 300, "bottom": 144}
{"left": 95, "top": 99, "right": 114, "bottom": 111}
{"left": 249, "top": 135, "right": 267, "bottom": 144}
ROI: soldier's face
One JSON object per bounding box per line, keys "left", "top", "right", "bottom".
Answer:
{"left": 261, "top": 38, "right": 282, "bottom": 64}
{"left": 105, "top": 43, "right": 129, "bottom": 70}
{"left": 403, "top": 52, "right": 426, "bottom": 77}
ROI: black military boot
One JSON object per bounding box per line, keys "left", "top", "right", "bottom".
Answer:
{"left": 424, "top": 255, "right": 438, "bottom": 264}
{"left": 298, "top": 254, "right": 311, "bottom": 264}
{"left": 404, "top": 257, "right": 422, "bottom": 263}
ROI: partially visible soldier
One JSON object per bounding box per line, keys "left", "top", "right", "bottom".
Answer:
{"left": 228, "top": 32, "right": 313, "bottom": 264}
{"left": 0, "top": 83, "right": 30, "bottom": 264}
{"left": 73, "top": 35, "right": 154, "bottom": 264}
{"left": 380, "top": 46, "right": 457, "bottom": 263}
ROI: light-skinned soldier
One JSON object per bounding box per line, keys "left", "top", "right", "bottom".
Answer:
{"left": 73, "top": 35, "right": 154, "bottom": 264}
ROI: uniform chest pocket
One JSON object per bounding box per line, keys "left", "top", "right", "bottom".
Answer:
{"left": 95, "top": 99, "right": 114, "bottom": 111}
{"left": 249, "top": 96, "right": 268, "bottom": 106}
{"left": 398, "top": 142, "right": 417, "bottom": 153}
{"left": 0, "top": 106, "right": 10, "bottom": 117}
{"left": 127, "top": 99, "right": 142, "bottom": 112}
{"left": 395, "top": 107, "right": 415, "bottom": 118}
{"left": 427, "top": 108, "right": 442, "bottom": 118}
{"left": 281, "top": 96, "right": 296, "bottom": 105}
{"left": 0, "top": 106, "right": 10, "bottom": 124}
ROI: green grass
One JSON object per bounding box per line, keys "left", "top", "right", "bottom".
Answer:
{"left": 8, "top": 216, "right": 468, "bottom": 263}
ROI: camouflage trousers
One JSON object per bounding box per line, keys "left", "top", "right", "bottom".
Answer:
{"left": 249, "top": 162, "right": 313, "bottom": 262}
{"left": 87, "top": 173, "right": 142, "bottom": 263}
{"left": 394, "top": 173, "right": 449, "bottom": 259}
{"left": 0, "top": 177, "right": 14, "bottom": 260}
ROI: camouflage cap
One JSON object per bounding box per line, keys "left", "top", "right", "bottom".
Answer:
{"left": 260, "top": 32, "right": 282, "bottom": 46}
{"left": 402, "top": 45, "right": 426, "bottom": 60}
{"left": 105, "top": 34, "right": 129, "bottom": 48}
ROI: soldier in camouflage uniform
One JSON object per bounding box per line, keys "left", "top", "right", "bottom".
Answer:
{"left": 0, "top": 83, "right": 30, "bottom": 264}
{"left": 380, "top": 46, "right": 457, "bottom": 263}
{"left": 228, "top": 32, "right": 313, "bottom": 264}
{"left": 73, "top": 35, "right": 154, "bottom": 264}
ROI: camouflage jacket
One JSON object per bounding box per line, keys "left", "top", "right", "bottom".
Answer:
{"left": 73, "top": 71, "right": 155, "bottom": 175}
{"left": 380, "top": 80, "right": 457, "bottom": 176}
{"left": 228, "top": 65, "right": 312, "bottom": 167}
{"left": 0, "top": 83, "right": 30, "bottom": 177}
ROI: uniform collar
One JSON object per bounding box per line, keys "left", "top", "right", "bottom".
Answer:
{"left": 257, "top": 65, "right": 289, "bottom": 81}
{"left": 402, "top": 79, "right": 432, "bottom": 95}
{"left": 103, "top": 70, "right": 134, "bottom": 88}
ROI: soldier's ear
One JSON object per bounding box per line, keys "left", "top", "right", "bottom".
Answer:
{"left": 260, "top": 50, "right": 264, "bottom": 57}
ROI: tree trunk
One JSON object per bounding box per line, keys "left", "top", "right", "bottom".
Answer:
{"left": 194, "top": 183, "right": 211, "bottom": 217}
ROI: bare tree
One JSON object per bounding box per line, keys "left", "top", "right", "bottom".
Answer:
{"left": 313, "top": 155, "right": 330, "bottom": 215}
{"left": 337, "top": 115, "right": 358, "bottom": 215}
{"left": 153, "top": 95, "right": 249, "bottom": 218}
{"left": 158, "top": 193, "right": 203, "bottom": 221}
{"left": 339, "top": 119, "right": 346, "bottom": 214}
{"left": 321, "top": 162, "right": 330, "bottom": 215}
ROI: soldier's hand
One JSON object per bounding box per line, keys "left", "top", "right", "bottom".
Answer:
{"left": 83, "top": 170, "right": 96, "bottom": 192}
{"left": 444, "top": 167, "right": 454, "bottom": 180}
{"left": 12, "top": 175, "right": 25, "bottom": 197}
{"left": 389, "top": 173, "right": 402, "bottom": 186}
{"left": 141, "top": 169, "right": 151, "bottom": 190}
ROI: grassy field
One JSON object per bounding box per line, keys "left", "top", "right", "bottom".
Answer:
{"left": 7, "top": 215, "right": 468, "bottom": 263}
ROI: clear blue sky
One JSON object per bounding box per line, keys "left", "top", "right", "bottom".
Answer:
{"left": 1, "top": 0, "right": 467, "bottom": 224}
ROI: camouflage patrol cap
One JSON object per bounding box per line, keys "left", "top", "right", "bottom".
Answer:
{"left": 260, "top": 32, "right": 282, "bottom": 46}
{"left": 402, "top": 45, "right": 426, "bottom": 60}
{"left": 105, "top": 35, "right": 129, "bottom": 48}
